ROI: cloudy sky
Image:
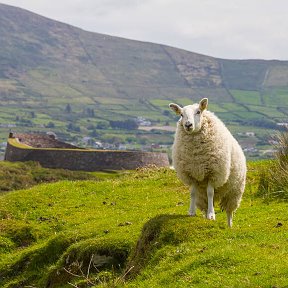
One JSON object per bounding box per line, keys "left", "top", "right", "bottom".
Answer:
{"left": 1, "top": 0, "right": 288, "bottom": 60}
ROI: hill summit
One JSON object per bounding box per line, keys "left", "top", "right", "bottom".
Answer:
{"left": 1, "top": 3, "right": 288, "bottom": 102}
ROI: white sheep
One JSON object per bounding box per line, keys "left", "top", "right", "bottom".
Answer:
{"left": 169, "top": 98, "right": 246, "bottom": 227}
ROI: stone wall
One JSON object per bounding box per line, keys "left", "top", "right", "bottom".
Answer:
{"left": 4, "top": 133, "right": 170, "bottom": 171}
{"left": 13, "top": 133, "right": 81, "bottom": 149}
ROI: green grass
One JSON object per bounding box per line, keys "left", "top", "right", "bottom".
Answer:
{"left": 220, "top": 102, "right": 248, "bottom": 112}
{"left": 149, "top": 99, "right": 173, "bottom": 108}
{"left": 0, "top": 162, "right": 288, "bottom": 287}
{"left": 248, "top": 105, "right": 287, "bottom": 119}
{"left": 214, "top": 112, "right": 243, "bottom": 122}
{"left": 92, "top": 97, "right": 133, "bottom": 105}
{"left": 226, "top": 124, "right": 270, "bottom": 136}
{"left": 207, "top": 103, "right": 227, "bottom": 113}
{"left": 230, "top": 90, "right": 261, "bottom": 105}
{"left": 126, "top": 208, "right": 288, "bottom": 288}
{"left": 262, "top": 89, "right": 288, "bottom": 107}
{"left": 233, "top": 111, "right": 265, "bottom": 120}
{"left": 0, "top": 161, "right": 120, "bottom": 193}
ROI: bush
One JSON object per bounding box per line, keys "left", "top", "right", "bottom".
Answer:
{"left": 258, "top": 128, "right": 288, "bottom": 200}
{"left": 96, "top": 121, "right": 109, "bottom": 130}
{"left": 109, "top": 119, "right": 138, "bottom": 130}
{"left": 45, "top": 122, "right": 55, "bottom": 128}
{"left": 274, "top": 129, "right": 288, "bottom": 167}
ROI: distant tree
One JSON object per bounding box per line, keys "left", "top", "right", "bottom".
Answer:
{"left": 138, "top": 138, "right": 148, "bottom": 145}
{"left": 18, "top": 118, "right": 33, "bottom": 127}
{"left": 96, "top": 121, "right": 109, "bottom": 130}
{"left": 163, "top": 110, "right": 170, "bottom": 116}
{"left": 67, "top": 122, "right": 80, "bottom": 132}
{"left": 87, "top": 124, "right": 95, "bottom": 130}
{"left": 109, "top": 119, "right": 138, "bottom": 130}
{"left": 82, "top": 108, "right": 95, "bottom": 118}
{"left": 87, "top": 108, "right": 95, "bottom": 117}
{"left": 105, "top": 136, "right": 122, "bottom": 144}
{"left": 126, "top": 136, "right": 136, "bottom": 143}
{"left": 89, "top": 129, "right": 100, "bottom": 137}
{"left": 65, "top": 104, "right": 72, "bottom": 113}
{"left": 45, "top": 122, "right": 55, "bottom": 128}
{"left": 30, "top": 111, "right": 36, "bottom": 118}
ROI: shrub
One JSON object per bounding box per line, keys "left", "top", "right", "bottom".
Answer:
{"left": 274, "top": 128, "right": 288, "bottom": 167}
{"left": 258, "top": 128, "right": 288, "bottom": 200}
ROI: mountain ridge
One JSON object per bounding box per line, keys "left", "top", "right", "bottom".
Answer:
{"left": 2, "top": 3, "right": 288, "bottom": 99}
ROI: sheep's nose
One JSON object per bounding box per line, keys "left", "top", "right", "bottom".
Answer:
{"left": 185, "top": 121, "right": 193, "bottom": 129}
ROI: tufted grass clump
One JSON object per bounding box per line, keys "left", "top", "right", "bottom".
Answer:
{"left": 0, "top": 161, "right": 120, "bottom": 193}
{"left": 258, "top": 129, "right": 288, "bottom": 200}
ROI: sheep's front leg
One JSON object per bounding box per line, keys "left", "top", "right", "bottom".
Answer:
{"left": 188, "top": 185, "right": 197, "bottom": 216}
{"left": 207, "top": 183, "right": 215, "bottom": 220}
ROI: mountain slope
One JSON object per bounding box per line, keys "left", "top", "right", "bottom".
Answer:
{"left": 0, "top": 3, "right": 288, "bottom": 159}
{"left": 2, "top": 3, "right": 288, "bottom": 102}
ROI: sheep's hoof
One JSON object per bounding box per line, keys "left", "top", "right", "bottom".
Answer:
{"left": 188, "top": 212, "right": 196, "bottom": 217}
{"left": 206, "top": 212, "right": 216, "bottom": 220}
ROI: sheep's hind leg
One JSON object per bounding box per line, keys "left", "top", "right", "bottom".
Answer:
{"left": 207, "top": 183, "right": 215, "bottom": 220}
{"left": 226, "top": 211, "right": 233, "bottom": 228}
{"left": 188, "top": 185, "right": 197, "bottom": 216}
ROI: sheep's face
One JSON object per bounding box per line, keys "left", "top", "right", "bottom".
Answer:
{"left": 169, "top": 98, "right": 208, "bottom": 134}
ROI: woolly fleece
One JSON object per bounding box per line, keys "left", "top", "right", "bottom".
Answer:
{"left": 172, "top": 108, "right": 246, "bottom": 216}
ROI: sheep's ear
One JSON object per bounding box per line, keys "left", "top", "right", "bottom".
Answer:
{"left": 169, "top": 103, "right": 182, "bottom": 115}
{"left": 199, "top": 98, "right": 208, "bottom": 111}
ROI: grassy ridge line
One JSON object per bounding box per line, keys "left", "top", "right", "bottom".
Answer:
{"left": 0, "top": 163, "right": 288, "bottom": 287}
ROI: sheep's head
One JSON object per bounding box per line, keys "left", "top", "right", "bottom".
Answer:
{"left": 169, "top": 98, "right": 208, "bottom": 133}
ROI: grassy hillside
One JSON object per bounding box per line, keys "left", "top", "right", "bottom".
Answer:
{"left": 0, "top": 162, "right": 288, "bottom": 287}
{"left": 0, "top": 4, "right": 288, "bottom": 160}
{"left": 0, "top": 161, "right": 121, "bottom": 193}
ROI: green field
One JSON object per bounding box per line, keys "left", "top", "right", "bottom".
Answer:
{"left": 230, "top": 90, "right": 261, "bottom": 105}
{"left": 0, "top": 161, "right": 288, "bottom": 287}
{"left": 262, "top": 89, "right": 288, "bottom": 107}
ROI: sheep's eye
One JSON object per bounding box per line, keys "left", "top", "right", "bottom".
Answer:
{"left": 196, "top": 110, "right": 201, "bottom": 115}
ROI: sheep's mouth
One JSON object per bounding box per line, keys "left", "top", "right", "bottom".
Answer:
{"left": 184, "top": 127, "right": 194, "bottom": 133}
{"left": 183, "top": 125, "right": 201, "bottom": 134}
